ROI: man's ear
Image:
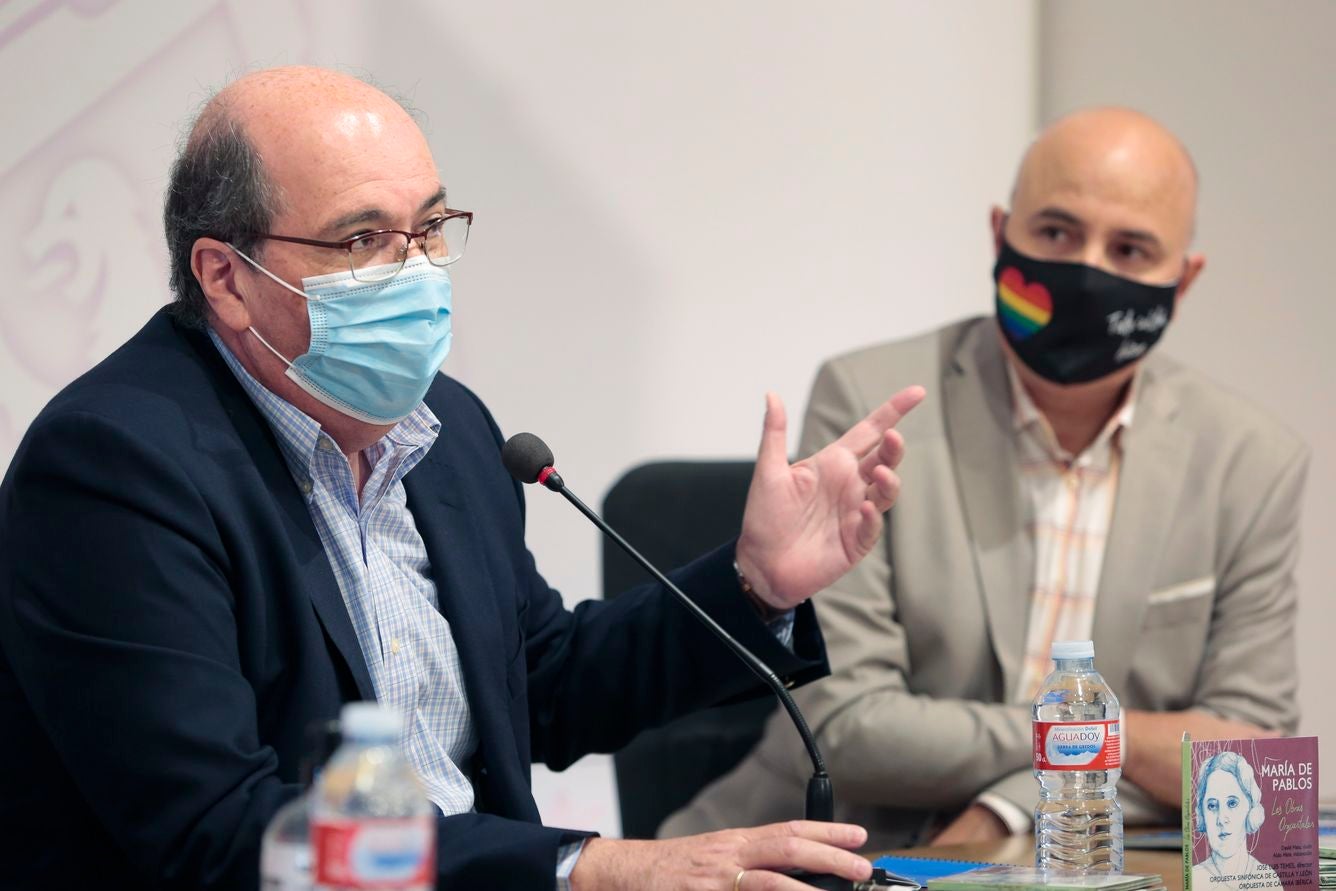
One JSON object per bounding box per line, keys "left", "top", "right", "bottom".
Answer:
{"left": 192, "top": 238, "right": 252, "bottom": 332}
{"left": 989, "top": 206, "right": 1007, "bottom": 256}
{"left": 1175, "top": 252, "right": 1206, "bottom": 304}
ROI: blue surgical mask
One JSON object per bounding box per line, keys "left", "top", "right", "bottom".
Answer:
{"left": 229, "top": 248, "right": 453, "bottom": 425}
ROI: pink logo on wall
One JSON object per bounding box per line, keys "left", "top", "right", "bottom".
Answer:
{"left": 4, "top": 156, "right": 147, "bottom": 387}
{"left": 0, "top": 0, "right": 309, "bottom": 463}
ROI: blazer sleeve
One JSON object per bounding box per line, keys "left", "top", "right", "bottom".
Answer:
{"left": 0, "top": 410, "right": 297, "bottom": 890}
{"left": 521, "top": 540, "right": 828, "bottom": 770}
{"left": 452, "top": 385, "right": 830, "bottom": 771}
{"left": 435, "top": 813, "right": 591, "bottom": 890}
{"left": 979, "top": 766, "right": 1174, "bottom": 827}
{"left": 760, "top": 359, "right": 1033, "bottom": 810}
{"left": 1192, "top": 436, "right": 1308, "bottom": 732}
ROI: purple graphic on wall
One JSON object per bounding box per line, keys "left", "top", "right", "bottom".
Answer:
{"left": 0, "top": 0, "right": 310, "bottom": 465}
{"left": 2, "top": 157, "right": 142, "bottom": 387}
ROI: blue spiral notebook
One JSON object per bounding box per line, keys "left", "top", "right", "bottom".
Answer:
{"left": 870, "top": 855, "right": 997, "bottom": 889}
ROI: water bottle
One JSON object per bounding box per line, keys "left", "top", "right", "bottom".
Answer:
{"left": 311, "top": 704, "right": 435, "bottom": 891}
{"left": 261, "top": 720, "right": 342, "bottom": 890}
{"left": 1032, "top": 639, "right": 1124, "bottom": 873}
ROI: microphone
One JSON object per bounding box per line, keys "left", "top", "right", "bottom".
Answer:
{"left": 502, "top": 432, "right": 565, "bottom": 492}
{"left": 502, "top": 433, "right": 901, "bottom": 891}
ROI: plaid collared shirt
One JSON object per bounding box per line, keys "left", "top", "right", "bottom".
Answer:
{"left": 1009, "top": 364, "right": 1137, "bottom": 704}
{"left": 209, "top": 331, "right": 481, "bottom": 815}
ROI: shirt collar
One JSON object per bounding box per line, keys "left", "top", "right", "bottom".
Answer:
{"left": 207, "top": 329, "right": 440, "bottom": 483}
{"left": 1005, "top": 360, "right": 1138, "bottom": 465}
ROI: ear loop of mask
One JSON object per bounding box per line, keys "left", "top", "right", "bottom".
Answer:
{"left": 246, "top": 322, "right": 298, "bottom": 370}
{"left": 221, "top": 243, "right": 422, "bottom": 425}
{"left": 226, "top": 243, "right": 307, "bottom": 369}
{"left": 227, "top": 243, "right": 313, "bottom": 301}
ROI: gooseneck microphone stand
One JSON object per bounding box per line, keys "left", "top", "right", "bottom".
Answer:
{"left": 502, "top": 433, "right": 900, "bottom": 891}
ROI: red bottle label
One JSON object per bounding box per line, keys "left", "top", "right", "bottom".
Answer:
{"left": 312, "top": 816, "right": 434, "bottom": 888}
{"left": 1033, "top": 719, "right": 1121, "bottom": 771}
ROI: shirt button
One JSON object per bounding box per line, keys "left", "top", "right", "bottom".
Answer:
{"left": 300, "top": 480, "right": 313, "bottom": 495}
{"left": 391, "top": 638, "right": 401, "bottom": 655}
{"left": 317, "top": 437, "right": 335, "bottom": 451}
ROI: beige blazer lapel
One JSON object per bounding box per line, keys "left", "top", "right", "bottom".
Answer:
{"left": 1092, "top": 360, "right": 1191, "bottom": 699}
{"left": 942, "top": 324, "right": 1032, "bottom": 700}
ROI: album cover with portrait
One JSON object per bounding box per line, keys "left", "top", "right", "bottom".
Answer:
{"left": 1182, "top": 735, "right": 1319, "bottom": 891}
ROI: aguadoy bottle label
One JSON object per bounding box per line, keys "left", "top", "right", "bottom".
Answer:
{"left": 312, "top": 816, "right": 434, "bottom": 888}
{"left": 1033, "top": 719, "right": 1122, "bottom": 771}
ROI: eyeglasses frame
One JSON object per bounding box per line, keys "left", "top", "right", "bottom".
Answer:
{"left": 248, "top": 208, "right": 474, "bottom": 273}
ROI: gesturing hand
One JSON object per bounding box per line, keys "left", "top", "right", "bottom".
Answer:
{"left": 735, "top": 386, "right": 926, "bottom": 611}
{"left": 571, "top": 820, "right": 872, "bottom": 891}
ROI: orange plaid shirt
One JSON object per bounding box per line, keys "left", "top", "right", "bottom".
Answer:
{"left": 1008, "top": 365, "right": 1137, "bottom": 704}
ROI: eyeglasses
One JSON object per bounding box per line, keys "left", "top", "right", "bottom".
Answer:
{"left": 251, "top": 209, "right": 473, "bottom": 283}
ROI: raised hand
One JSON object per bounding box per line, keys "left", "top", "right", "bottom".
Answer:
{"left": 735, "top": 386, "right": 926, "bottom": 611}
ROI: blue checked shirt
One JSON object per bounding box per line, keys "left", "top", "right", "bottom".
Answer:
{"left": 209, "top": 333, "right": 585, "bottom": 885}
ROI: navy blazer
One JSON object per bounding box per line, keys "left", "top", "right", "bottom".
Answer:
{"left": 0, "top": 310, "right": 828, "bottom": 890}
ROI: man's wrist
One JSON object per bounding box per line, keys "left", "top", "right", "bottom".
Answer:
{"left": 569, "top": 837, "right": 653, "bottom": 891}
{"left": 734, "top": 558, "right": 788, "bottom": 622}
{"left": 974, "top": 793, "right": 1031, "bottom": 835}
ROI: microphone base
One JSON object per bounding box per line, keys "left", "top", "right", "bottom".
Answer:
{"left": 789, "top": 868, "right": 907, "bottom": 890}
{"left": 805, "top": 772, "right": 834, "bottom": 823}
{"left": 790, "top": 872, "right": 854, "bottom": 891}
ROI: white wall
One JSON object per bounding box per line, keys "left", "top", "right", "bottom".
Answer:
{"left": 0, "top": 1, "right": 1037, "bottom": 836}
{"left": 1039, "top": 0, "right": 1336, "bottom": 797}
{"left": 363, "top": 4, "right": 1038, "bottom": 833}
{"left": 10, "top": 0, "right": 1326, "bottom": 840}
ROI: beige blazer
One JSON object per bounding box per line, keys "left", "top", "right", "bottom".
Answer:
{"left": 662, "top": 316, "right": 1307, "bottom": 850}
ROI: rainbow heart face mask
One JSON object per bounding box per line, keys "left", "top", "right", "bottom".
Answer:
{"left": 993, "top": 238, "right": 1178, "bottom": 385}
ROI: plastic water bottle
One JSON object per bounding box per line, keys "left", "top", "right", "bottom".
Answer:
{"left": 311, "top": 704, "right": 435, "bottom": 891}
{"left": 1032, "top": 640, "right": 1124, "bottom": 873}
{"left": 261, "top": 720, "right": 342, "bottom": 890}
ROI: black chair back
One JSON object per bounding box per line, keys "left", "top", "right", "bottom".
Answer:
{"left": 601, "top": 460, "right": 777, "bottom": 839}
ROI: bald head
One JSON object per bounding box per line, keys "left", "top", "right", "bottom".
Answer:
{"left": 166, "top": 66, "right": 444, "bottom": 328}
{"left": 1016, "top": 107, "right": 1197, "bottom": 239}
{"left": 996, "top": 106, "right": 1202, "bottom": 288}
{"left": 199, "top": 66, "right": 425, "bottom": 167}
{"left": 202, "top": 66, "right": 436, "bottom": 233}
{"left": 1016, "top": 108, "right": 1197, "bottom": 200}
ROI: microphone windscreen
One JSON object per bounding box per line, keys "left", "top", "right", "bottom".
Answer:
{"left": 502, "top": 432, "right": 555, "bottom": 484}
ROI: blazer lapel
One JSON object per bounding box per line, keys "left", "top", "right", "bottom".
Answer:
{"left": 197, "top": 333, "right": 377, "bottom": 701}
{"left": 943, "top": 326, "right": 1033, "bottom": 700}
{"left": 267, "top": 461, "right": 377, "bottom": 702}
{"left": 404, "top": 447, "right": 529, "bottom": 812}
{"left": 1091, "top": 361, "right": 1190, "bottom": 699}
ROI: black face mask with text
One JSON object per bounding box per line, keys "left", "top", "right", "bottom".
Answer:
{"left": 993, "top": 238, "right": 1178, "bottom": 385}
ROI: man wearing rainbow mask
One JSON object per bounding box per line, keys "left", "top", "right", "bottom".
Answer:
{"left": 664, "top": 107, "right": 1307, "bottom": 849}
